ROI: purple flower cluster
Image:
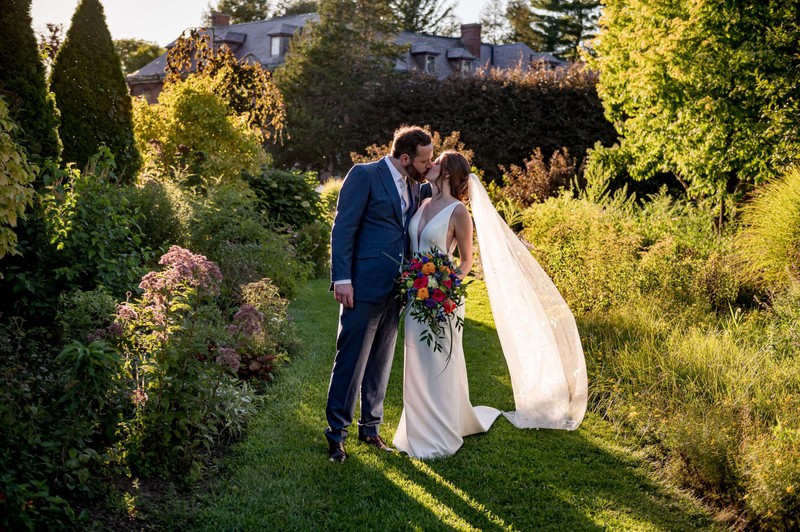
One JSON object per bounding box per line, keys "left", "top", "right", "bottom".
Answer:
{"left": 232, "top": 304, "right": 264, "bottom": 337}
{"left": 215, "top": 347, "right": 240, "bottom": 373}
{"left": 139, "top": 246, "right": 223, "bottom": 297}
{"left": 131, "top": 388, "right": 148, "bottom": 406}
{"left": 116, "top": 303, "right": 138, "bottom": 322}
{"left": 86, "top": 322, "right": 125, "bottom": 342}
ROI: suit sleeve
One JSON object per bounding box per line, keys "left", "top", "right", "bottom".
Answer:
{"left": 330, "top": 165, "right": 370, "bottom": 283}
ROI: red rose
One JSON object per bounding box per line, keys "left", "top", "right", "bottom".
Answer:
{"left": 413, "top": 276, "right": 428, "bottom": 289}
{"left": 411, "top": 261, "right": 423, "bottom": 270}
{"left": 432, "top": 289, "right": 446, "bottom": 302}
{"left": 443, "top": 299, "right": 457, "bottom": 314}
{"left": 442, "top": 279, "right": 452, "bottom": 289}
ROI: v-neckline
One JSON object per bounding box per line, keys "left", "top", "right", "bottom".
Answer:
{"left": 415, "top": 200, "right": 459, "bottom": 250}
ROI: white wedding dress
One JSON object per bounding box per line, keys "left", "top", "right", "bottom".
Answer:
{"left": 393, "top": 200, "right": 502, "bottom": 459}
{"left": 393, "top": 175, "right": 589, "bottom": 460}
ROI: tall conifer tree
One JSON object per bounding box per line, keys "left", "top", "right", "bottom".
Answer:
{"left": 0, "top": 0, "right": 61, "bottom": 162}
{"left": 50, "top": 0, "right": 140, "bottom": 180}
{"left": 274, "top": 0, "right": 403, "bottom": 171}
{"left": 507, "top": 0, "right": 600, "bottom": 60}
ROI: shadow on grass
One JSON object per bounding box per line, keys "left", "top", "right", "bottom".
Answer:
{"left": 166, "top": 279, "right": 713, "bottom": 530}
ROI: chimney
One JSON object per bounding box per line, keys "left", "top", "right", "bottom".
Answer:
{"left": 460, "top": 23, "right": 482, "bottom": 58}
{"left": 211, "top": 12, "right": 231, "bottom": 27}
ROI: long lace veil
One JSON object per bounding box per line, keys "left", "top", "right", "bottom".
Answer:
{"left": 469, "top": 174, "right": 588, "bottom": 429}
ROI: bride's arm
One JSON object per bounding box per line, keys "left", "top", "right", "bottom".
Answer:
{"left": 451, "top": 203, "right": 473, "bottom": 278}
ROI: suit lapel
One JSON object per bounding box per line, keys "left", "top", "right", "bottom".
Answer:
{"left": 377, "top": 158, "right": 403, "bottom": 225}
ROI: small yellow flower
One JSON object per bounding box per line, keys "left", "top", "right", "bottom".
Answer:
{"left": 787, "top": 485, "right": 795, "bottom": 494}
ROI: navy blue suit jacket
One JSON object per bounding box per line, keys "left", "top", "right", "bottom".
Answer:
{"left": 330, "top": 159, "right": 415, "bottom": 303}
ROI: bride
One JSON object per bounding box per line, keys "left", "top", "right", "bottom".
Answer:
{"left": 393, "top": 151, "right": 588, "bottom": 460}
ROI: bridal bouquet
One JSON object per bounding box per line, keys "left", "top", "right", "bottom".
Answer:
{"left": 396, "top": 248, "right": 469, "bottom": 355}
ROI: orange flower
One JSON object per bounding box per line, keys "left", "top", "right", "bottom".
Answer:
{"left": 439, "top": 265, "right": 451, "bottom": 275}
{"left": 416, "top": 287, "right": 429, "bottom": 300}
{"left": 421, "top": 262, "right": 436, "bottom": 275}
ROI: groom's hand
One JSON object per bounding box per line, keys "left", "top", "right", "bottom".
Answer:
{"left": 334, "top": 283, "right": 354, "bottom": 309}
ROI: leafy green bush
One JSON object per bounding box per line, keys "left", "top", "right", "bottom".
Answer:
{"left": 188, "top": 186, "right": 312, "bottom": 300}
{"left": 40, "top": 158, "right": 151, "bottom": 298}
{"left": 319, "top": 178, "right": 343, "bottom": 224}
{"left": 244, "top": 166, "right": 324, "bottom": 227}
{"left": 119, "top": 178, "right": 192, "bottom": 253}
{"left": 0, "top": 96, "right": 37, "bottom": 260}
{"left": 56, "top": 288, "right": 116, "bottom": 343}
{"left": 133, "top": 75, "right": 267, "bottom": 184}
{"left": 520, "top": 195, "right": 642, "bottom": 313}
{"left": 105, "top": 246, "right": 261, "bottom": 473}
{"left": 293, "top": 219, "right": 331, "bottom": 279}
{"left": 737, "top": 166, "right": 800, "bottom": 293}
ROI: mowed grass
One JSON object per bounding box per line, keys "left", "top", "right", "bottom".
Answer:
{"left": 163, "top": 278, "right": 717, "bottom": 530}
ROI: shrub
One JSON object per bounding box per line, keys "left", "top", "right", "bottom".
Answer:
{"left": 119, "top": 177, "right": 193, "bottom": 253}
{"left": 106, "top": 246, "right": 261, "bottom": 473}
{"left": 188, "top": 186, "right": 312, "bottom": 300}
{"left": 56, "top": 288, "right": 116, "bottom": 343}
{"left": 319, "top": 177, "right": 343, "bottom": 223}
{"left": 737, "top": 166, "right": 800, "bottom": 293}
{"left": 500, "top": 147, "right": 582, "bottom": 206}
{"left": 351, "top": 64, "right": 616, "bottom": 181}
{"left": 49, "top": 0, "right": 140, "bottom": 180}
{"left": 40, "top": 157, "right": 151, "bottom": 298}
{"left": 0, "top": 97, "right": 37, "bottom": 260}
{"left": 350, "top": 129, "right": 474, "bottom": 167}
{"left": 244, "top": 166, "right": 324, "bottom": 227}
{"left": 743, "top": 420, "right": 800, "bottom": 529}
{"left": 0, "top": 0, "right": 61, "bottom": 162}
{"left": 133, "top": 75, "right": 268, "bottom": 184}
{"left": 520, "top": 195, "right": 642, "bottom": 313}
{"left": 293, "top": 219, "right": 331, "bottom": 279}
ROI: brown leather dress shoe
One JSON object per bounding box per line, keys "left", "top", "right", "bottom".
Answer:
{"left": 327, "top": 440, "right": 347, "bottom": 463}
{"left": 358, "top": 434, "right": 396, "bottom": 452}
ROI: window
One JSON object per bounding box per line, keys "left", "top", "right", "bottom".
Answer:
{"left": 425, "top": 55, "right": 436, "bottom": 73}
{"left": 460, "top": 60, "right": 472, "bottom": 75}
{"left": 271, "top": 36, "right": 281, "bottom": 57}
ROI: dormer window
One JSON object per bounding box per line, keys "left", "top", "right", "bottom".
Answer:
{"left": 425, "top": 55, "right": 436, "bottom": 73}
{"left": 460, "top": 60, "right": 472, "bottom": 75}
{"left": 271, "top": 36, "right": 281, "bottom": 57}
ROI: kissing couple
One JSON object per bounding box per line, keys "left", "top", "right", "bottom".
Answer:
{"left": 325, "top": 126, "right": 589, "bottom": 463}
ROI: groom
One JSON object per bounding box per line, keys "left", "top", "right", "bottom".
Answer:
{"left": 325, "top": 126, "right": 433, "bottom": 463}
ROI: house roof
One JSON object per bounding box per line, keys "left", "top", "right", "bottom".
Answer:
{"left": 127, "top": 13, "right": 566, "bottom": 84}
{"left": 128, "top": 13, "right": 318, "bottom": 81}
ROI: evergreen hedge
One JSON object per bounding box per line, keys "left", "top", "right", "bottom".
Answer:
{"left": 50, "top": 0, "right": 140, "bottom": 181}
{"left": 0, "top": 0, "right": 61, "bottom": 162}
{"left": 274, "top": 63, "right": 616, "bottom": 180}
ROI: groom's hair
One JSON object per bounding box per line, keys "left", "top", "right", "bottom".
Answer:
{"left": 391, "top": 126, "right": 432, "bottom": 159}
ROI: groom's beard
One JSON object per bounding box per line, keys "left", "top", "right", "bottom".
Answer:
{"left": 405, "top": 163, "right": 427, "bottom": 183}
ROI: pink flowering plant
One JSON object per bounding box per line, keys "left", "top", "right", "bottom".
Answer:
{"left": 99, "top": 246, "right": 269, "bottom": 471}
{"left": 396, "top": 248, "right": 469, "bottom": 360}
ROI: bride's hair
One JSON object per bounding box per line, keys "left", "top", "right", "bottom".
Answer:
{"left": 437, "top": 151, "right": 471, "bottom": 202}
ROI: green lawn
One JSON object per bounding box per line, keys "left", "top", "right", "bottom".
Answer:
{"left": 163, "top": 278, "right": 717, "bottom": 530}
